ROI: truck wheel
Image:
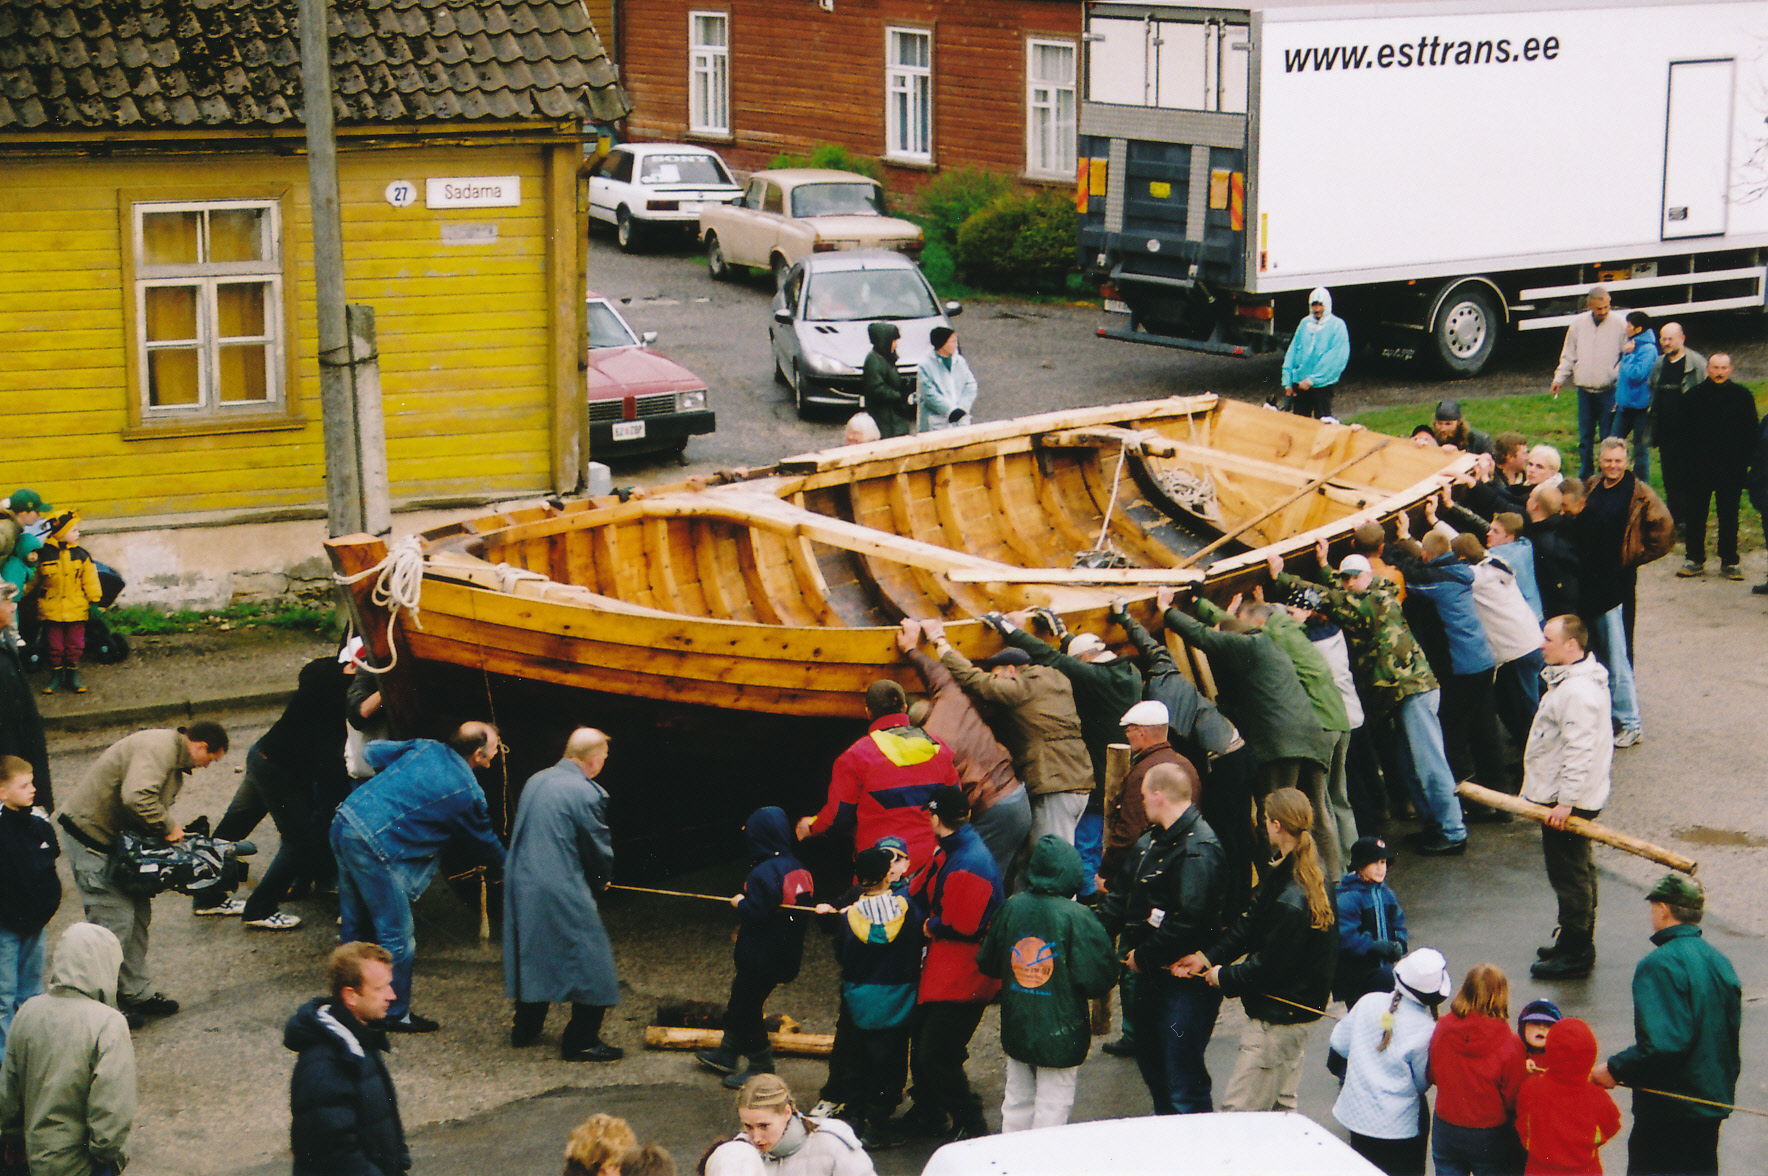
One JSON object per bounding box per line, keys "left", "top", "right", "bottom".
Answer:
{"left": 1430, "top": 283, "right": 1500, "bottom": 377}
{"left": 706, "top": 234, "right": 730, "bottom": 281}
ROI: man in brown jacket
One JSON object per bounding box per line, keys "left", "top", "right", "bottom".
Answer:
{"left": 58, "top": 721, "right": 229, "bottom": 1020}
{"left": 1097, "top": 700, "right": 1198, "bottom": 891}
{"left": 901, "top": 620, "right": 1032, "bottom": 885}
{"left": 926, "top": 621, "right": 1094, "bottom": 852}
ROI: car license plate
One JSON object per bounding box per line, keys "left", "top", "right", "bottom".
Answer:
{"left": 611, "top": 421, "right": 646, "bottom": 441}
{"left": 680, "top": 201, "right": 702, "bottom": 213}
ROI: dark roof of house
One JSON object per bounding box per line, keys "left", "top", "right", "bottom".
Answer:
{"left": 0, "top": 0, "right": 630, "bottom": 132}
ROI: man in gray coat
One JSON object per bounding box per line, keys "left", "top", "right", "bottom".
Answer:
{"left": 0, "top": 922, "right": 136, "bottom": 1176}
{"left": 1648, "top": 321, "right": 1707, "bottom": 532}
{"left": 503, "top": 727, "right": 622, "bottom": 1062}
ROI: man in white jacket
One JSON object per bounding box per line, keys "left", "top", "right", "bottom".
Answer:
{"left": 1549, "top": 284, "right": 1628, "bottom": 479}
{"left": 1522, "top": 615, "right": 1613, "bottom": 981}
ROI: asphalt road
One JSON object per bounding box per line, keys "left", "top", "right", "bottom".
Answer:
{"left": 582, "top": 230, "right": 1768, "bottom": 484}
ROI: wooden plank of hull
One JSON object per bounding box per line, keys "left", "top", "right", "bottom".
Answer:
{"left": 982, "top": 454, "right": 1047, "bottom": 567}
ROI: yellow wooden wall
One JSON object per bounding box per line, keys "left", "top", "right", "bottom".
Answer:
{"left": 0, "top": 143, "right": 562, "bottom": 523}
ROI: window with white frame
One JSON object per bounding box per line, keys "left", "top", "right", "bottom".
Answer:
{"left": 886, "top": 27, "right": 932, "bottom": 162}
{"left": 132, "top": 201, "right": 283, "bottom": 417}
{"left": 1026, "top": 39, "right": 1078, "bottom": 177}
{"left": 689, "top": 11, "right": 730, "bottom": 135}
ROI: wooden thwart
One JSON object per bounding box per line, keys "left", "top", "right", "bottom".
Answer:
{"left": 645, "top": 1026, "right": 834, "bottom": 1058}
{"left": 1456, "top": 782, "right": 1698, "bottom": 875}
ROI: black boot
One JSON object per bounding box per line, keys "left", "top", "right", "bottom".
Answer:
{"left": 511, "top": 1001, "right": 548, "bottom": 1047}
{"left": 1530, "top": 938, "right": 1595, "bottom": 980}
{"left": 1537, "top": 927, "right": 1565, "bottom": 960}
{"left": 860, "top": 1113, "right": 907, "bottom": 1151}
{"left": 560, "top": 1003, "right": 622, "bottom": 1062}
{"left": 722, "top": 1047, "right": 774, "bottom": 1089}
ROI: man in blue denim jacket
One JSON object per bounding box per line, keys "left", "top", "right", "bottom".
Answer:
{"left": 331, "top": 722, "right": 506, "bottom": 1033}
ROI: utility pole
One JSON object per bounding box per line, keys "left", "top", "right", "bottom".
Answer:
{"left": 298, "top": 0, "right": 388, "bottom": 536}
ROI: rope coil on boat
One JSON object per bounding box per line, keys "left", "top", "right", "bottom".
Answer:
{"left": 333, "top": 535, "right": 426, "bottom": 672}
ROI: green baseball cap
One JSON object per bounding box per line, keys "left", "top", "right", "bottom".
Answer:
{"left": 1645, "top": 873, "right": 1703, "bottom": 910}
{"left": 5, "top": 489, "right": 46, "bottom": 514}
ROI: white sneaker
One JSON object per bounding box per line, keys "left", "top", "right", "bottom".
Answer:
{"left": 244, "top": 912, "right": 302, "bottom": 931}
{"left": 808, "top": 1100, "right": 845, "bottom": 1120}
{"left": 194, "top": 898, "right": 247, "bottom": 917}
{"left": 1613, "top": 728, "right": 1643, "bottom": 748}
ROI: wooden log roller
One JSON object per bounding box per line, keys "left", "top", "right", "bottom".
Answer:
{"left": 1456, "top": 782, "right": 1698, "bottom": 875}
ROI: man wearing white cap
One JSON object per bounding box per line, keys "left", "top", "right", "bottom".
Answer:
{"left": 187, "top": 650, "right": 354, "bottom": 928}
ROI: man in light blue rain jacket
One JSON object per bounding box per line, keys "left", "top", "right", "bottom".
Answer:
{"left": 1274, "top": 287, "right": 1350, "bottom": 420}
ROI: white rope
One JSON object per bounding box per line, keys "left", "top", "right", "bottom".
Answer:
{"left": 1096, "top": 437, "right": 1131, "bottom": 550}
{"left": 333, "top": 535, "right": 426, "bottom": 672}
{"left": 492, "top": 563, "right": 548, "bottom": 593}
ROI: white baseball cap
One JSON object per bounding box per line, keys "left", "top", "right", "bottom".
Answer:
{"left": 1337, "top": 554, "right": 1374, "bottom": 578}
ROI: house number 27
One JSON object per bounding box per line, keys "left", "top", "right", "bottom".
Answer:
{"left": 385, "top": 181, "right": 417, "bottom": 208}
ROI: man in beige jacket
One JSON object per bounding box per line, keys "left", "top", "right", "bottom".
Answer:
{"left": 58, "top": 722, "right": 228, "bottom": 1021}
{"left": 1549, "top": 284, "right": 1629, "bottom": 480}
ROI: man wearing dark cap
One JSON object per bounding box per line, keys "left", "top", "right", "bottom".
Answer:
{"left": 1593, "top": 874, "right": 1741, "bottom": 1176}
{"left": 925, "top": 620, "right": 1093, "bottom": 855}
{"left": 799, "top": 680, "right": 959, "bottom": 876}
{"left": 914, "top": 326, "right": 977, "bottom": 434}
{"left": 899, "top": 785, "right": 1003, "bottom": 1141}
{"left": 1428, "top": 400, "right": 1493, "bottom": 456}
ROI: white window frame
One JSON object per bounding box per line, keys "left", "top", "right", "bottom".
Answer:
{"left": 885, "top": 27, "right": 933, "bottom": 163}
{"left": 1026, "top": 38, "right": 1078, "bottom": 179}
{"left": 131, "top": 200, "right": 284, "bottom": 419}
{"left": 688, "top": 11, "right": 730, "bottom": 136}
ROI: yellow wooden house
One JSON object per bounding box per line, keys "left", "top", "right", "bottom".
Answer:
{"left": 0, "top": 0, "right": 628, "bottom": 541}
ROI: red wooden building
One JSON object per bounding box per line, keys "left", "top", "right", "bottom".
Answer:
{"left": 614, "top": 0, "right": 1082, "bottom": 194}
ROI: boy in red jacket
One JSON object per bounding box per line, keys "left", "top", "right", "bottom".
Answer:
{"left": 1515, "top": 1017, "right": 1621, "bottom": 1175}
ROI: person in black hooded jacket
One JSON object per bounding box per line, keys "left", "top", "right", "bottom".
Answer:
{"left": 861, "top": 322, "right": 914, "bottom": 438}
{"left": 696, "top": 807, "right": 815, "bottom": 1090}
{"left": 285, "top": 942, "right": 410, "bottom": 1176}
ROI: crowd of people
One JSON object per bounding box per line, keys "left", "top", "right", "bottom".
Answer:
{"left": 0, "top": 286, "right": 1757, "bottom": 1176}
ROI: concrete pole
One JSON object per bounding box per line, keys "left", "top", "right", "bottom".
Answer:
{"left": 346, "top": 305, "right": 391, "bottom": 535}
{"left": 296, "top": 0, "right": 362, "bottom": 536}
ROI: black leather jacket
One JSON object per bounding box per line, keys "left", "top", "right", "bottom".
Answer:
{"left": 1203, "top": 856, "right": 1338, "bottom": 1025}
{"left": 1096, "top": 805, "right": 1227, "bottom": 973}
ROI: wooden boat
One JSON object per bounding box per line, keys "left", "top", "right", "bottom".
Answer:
{"left": 329, "top": 395, "right": 1471, "bottom": 725}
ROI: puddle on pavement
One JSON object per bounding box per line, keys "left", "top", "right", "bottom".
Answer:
{"left": 1673, "top": 825, "right": 1768, "bottom": 848}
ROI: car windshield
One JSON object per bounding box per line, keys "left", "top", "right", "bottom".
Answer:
{"left": 790, "top": 182, "right": 884, "bottom": 218}
{"left": 803, "top": 269, "right": 939, "bottom": 322}
{"left": 639, "top": 153, "right": 731, "bottom": 185}
{"left": 586, "top": 301, "right": 639, "bottom": 348}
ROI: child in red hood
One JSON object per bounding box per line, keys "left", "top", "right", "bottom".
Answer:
{"left": 1428, "top": 963, "right": 1527, "bottom": 1175}
{"left": 1515, "top": 1017, "right": 1621, "bottom": 1175}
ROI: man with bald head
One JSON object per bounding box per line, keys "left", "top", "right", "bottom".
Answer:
{"left": 504, "top": 727, "right": 624, "bottom": 1061}
{"left": 1647, "top": 321, "right": 1706, "bottom": 526}
{"left": 331, "top": 720, "right": 508, "bottom": 1032}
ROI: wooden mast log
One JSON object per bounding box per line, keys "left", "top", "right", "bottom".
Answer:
{"left": 324, "top": 534, "right": 423, "bottom": 738}
{"left": 1102, "top": 743, "right": 1133, "bottom": 827}
{"left": 645, "top": 1026, "right": 834, "bottom": 1057}
{"left": 1039, "top": 426, "right": 1179, "bottom": 458}
{"left": 1456, "top": 782, "right": 1698, "bottom": 875}
{"left": 1176, "top": 438, "right": 1398, "bottom": 569}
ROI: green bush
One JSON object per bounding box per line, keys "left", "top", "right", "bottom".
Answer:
{"left": 766, "top": 143, "right": 885, "bottom": 186}
{"left": 953, "top": 189, "right": 1079, "bottom": 294}
{"left": 914, "top": 167, "right": 1015, "bottom": 249}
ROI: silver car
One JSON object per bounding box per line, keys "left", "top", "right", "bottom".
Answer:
{"left": 769, "top": 250, "right": 961, "bottom": 417}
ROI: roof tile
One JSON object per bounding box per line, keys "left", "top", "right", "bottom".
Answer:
{"left": 1, "top": 0, "right": 629, "bottom": 131}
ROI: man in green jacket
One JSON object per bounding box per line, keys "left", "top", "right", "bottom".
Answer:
{"left": 976, "top": 835, "right": 1115, "bottom": 1132}
{"left": 860, "top": 322, "right": 914, "bottom": 438}
{"left": 1593, "top": 874, "right": 1741, "bottom": 1176}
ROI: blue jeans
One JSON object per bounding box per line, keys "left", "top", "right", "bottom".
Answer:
{"left": 1432, "top": 1116, "right": 1523, "bottom": 1176}
{"left": 1134, "top": 971, "right": 1222, "bottom": 1114}
{"left": 1495, "top": 649, "right": 1546, "bottom": 747}
{"left": 1576, "top": 386, "right": 1615, "bottom": 479}
{"left": 331, "top": 827, "right": 416, "bottom": 1021}
{"left": 0, "top": 925, "right": 45, "bottom": 1054}
{"left": 1591, "top": 607, "right": 1641, "bottom": 733}
{"left": 1396, "top": 690, "right": 1466, "bottom": 842}
{"left": 1074, "top": 812, "right": 1103, "bottom": 896}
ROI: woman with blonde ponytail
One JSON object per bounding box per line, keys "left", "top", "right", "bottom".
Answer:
{"left": 1172, "top": 788, "right": 1339, "bottom": 1113}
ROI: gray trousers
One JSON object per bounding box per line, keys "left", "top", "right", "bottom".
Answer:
{"left": 969, "top": 783, "right": 1032, "bottom": 889}
{"left": 68, "top": 837, "right": 154, "bottom": 1001}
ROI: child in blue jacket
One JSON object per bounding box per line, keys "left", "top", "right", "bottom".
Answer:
{"left": 810, "top": 844, "right": 926, "bottom": 1149}
{"left": 1336, "top": 835, "right": 1408, "bottom": 1007}
{"left": 696, "top": 806, "right": 814, "bottom": 1090}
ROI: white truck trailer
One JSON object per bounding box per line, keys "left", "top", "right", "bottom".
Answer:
{"left": 1080, "top": 0, "right": 1768, "bottom": 374}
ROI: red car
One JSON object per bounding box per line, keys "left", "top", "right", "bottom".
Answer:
{"left": 586, "top": 294, "right": 715, "bottom": 463}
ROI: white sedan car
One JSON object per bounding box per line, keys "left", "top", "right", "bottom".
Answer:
{"left": 587, "top": 143, "right": 742, "bottom": 252}
{"left": 700, "top": 168, "right": 924, "bottom": 286}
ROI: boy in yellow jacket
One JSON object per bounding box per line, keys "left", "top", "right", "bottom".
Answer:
{"left": 33, "top": 512, "right": 100, "bottom": 694}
